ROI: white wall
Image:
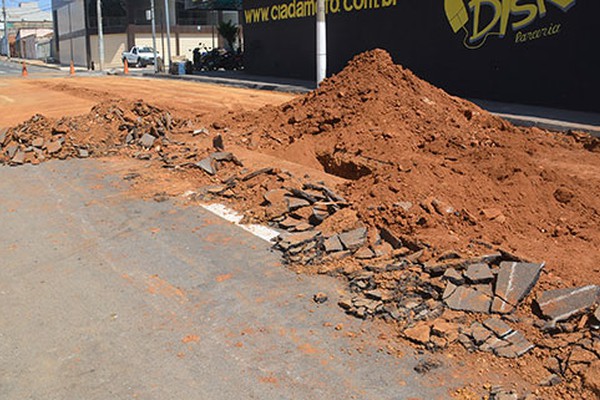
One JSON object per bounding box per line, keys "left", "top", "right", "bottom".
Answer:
{"left": 178, "top": 34, "right": 215, "bottom": 58}
{"left": 90, "top": 33, "right": 128, "bottom": 68}
{"left": 134, "top": 33, "right": 175, "bottom": 59}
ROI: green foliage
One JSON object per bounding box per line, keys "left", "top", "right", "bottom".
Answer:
{"left": 217, "top": 20, "right": 239, "bottom": 51}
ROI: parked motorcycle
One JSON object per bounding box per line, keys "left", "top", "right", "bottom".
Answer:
{"left": 192, "top": 47, "right": 244, "bottom": 71}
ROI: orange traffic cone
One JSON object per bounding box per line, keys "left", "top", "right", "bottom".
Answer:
{"left": 21, "top": 62, "right": 28, "bottom": 77}
{"left": 123, "top": 59, "right": 129, "bottom": 75}
{"left": 70, "top": 61, "right": 75, "bottom": 76}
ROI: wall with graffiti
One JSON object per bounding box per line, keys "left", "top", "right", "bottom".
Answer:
{"left": 242, "top": 0, "right": 599, "bottom": 112}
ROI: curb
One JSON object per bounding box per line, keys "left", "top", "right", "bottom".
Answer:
{"left": 141, "top": 72, "right": 600, "bottom": 136}
{"left": 494, "top": 113, "right": 600, "bottom": 137}
{"left": 141, "top": 72, "right": 313, "bottom": 94}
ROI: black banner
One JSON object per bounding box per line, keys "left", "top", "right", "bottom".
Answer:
{"left": 242, "top": 0, "right": 600, "bottom": 112}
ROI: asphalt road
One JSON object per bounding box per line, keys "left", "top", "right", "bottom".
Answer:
{"left": 0, "top": 159, "right": 462, "bottom": 400}
{"left": 0, "top": 59, "right": 63, "bottom": 78}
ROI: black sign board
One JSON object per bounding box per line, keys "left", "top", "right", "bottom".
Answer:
{"left": 242, "top": 0, "right": 600, "bottom": 112}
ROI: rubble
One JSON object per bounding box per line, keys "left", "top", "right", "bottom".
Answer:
{"left": 3, "top": 48, "right": 600, "bottom": 397}
{"left": 535, "top": 285, "right": 600, "bottom": 323}
{"left": 0, "top": 100, "right": 191, "bottom": 167}
{"left": 491, "top": 262, "right": 544, "bottom": 314}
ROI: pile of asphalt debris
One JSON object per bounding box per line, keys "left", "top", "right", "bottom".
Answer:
{"left": 188, "top": 144, "right": 599, "bottom": 396}
{"left": 0, "top": 101, "right": 194, "bottom": 166}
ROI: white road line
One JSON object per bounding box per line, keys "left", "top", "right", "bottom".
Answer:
{"left": 199, "top": 203, "right": 281, "bottom": 243}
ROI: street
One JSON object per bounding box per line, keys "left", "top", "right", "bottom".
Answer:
{"left": 0, "top": 158, "right": 459, "bottom": 399}
{"left": 0, "top": 59, "right": 63, "bottom": 78}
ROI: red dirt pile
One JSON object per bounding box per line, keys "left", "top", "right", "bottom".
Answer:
{"left": 222, "top": 49, "right": 600, "bottom": 286}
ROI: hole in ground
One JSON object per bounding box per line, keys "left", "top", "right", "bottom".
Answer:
{"left": 316, "top": 152, "right": 372, "bottom": 180}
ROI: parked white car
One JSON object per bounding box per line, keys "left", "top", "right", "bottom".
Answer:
{"left": 122, "top": 46, "right": 159, "bottom": 67}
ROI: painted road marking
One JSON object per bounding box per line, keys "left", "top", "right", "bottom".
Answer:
{"left": 199, "top": 203, "right": 281, "bottom": 243}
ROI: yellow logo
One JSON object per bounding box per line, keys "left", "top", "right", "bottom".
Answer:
{"left": 444, "top": 0, "right": 577, "bottom": 48}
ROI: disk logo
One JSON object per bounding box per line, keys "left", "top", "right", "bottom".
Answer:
{"left": 444, "top": 0, "right": 577, "bottom": 49}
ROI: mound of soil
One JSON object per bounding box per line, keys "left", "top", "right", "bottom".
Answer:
{"left": 222, "top": 49, "right": 600, "bottom": 286}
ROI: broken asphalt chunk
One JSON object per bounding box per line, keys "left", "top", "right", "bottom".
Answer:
{"left": 32, "top": 137, "right": 44, "bottom": 148}
{"left": 491, "top": 261, "right": 544, "bottom": 314}
{"left": 5, "top": 144, "right": 18, "bottom": 159}
{"left": 379, "top": 227, "right": 403, "bottom": 249}
{"left": 323, "top": 235, "right": 343, "bottom": 253}
{"left": 139, "top": 133, "right": 156, "bottom": 148}
{"left": 483, "top": 318, "right": 514, "bottom": 338}
{"left": 442, "top": 268, "right": 465, "bottom": 285}
{"left": 195, "top": 157, "right": 216, "bottom": 175}
{"left": 46, "top": 141, "right": 62, "bottom": 154}
{"left": 303, "top": 183, "right": 347, "bottom": 204}
{"left": 470, "top": 322, "right": 493, "bottom": 344}
{"left": 535, "top": 285, "right": 600, "bottom": 323}
{"left": 241, "top": 167, "right": 274, "bottom": 181}
{"left": 212, "top": 134, "right": 224, "bottom": 151}
{"left": 445, "top": 284, "right": 493, "bottom": 313}
{"left": 464, "top": 263, "right": 494, "bottom": 283}
{"left": 210, "top": 151, "right": 243, "bottom": 166}
{"left": 277, "top": 230, "right": 321, "bottom": 250}
{"left": 338, "top": 227, "right": 367, "bottom": 251}
{"left": 11, "top": 150, "right": 25, "bottom": 165}
{"left": 354, "top": 247, "right": 375, "bottom": 259}
{"left": 286, "top": 197, "right": 311, "bottom": 211}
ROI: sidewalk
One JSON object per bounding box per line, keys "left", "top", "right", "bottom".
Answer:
{"left": 142, "top": 70, "right": 314, "bottom": 94}
{"left": 471, "top": 99, "right": 600, "bottom": 137}
{"left": 142, "top": 70, "right": 600, "bottom": 136}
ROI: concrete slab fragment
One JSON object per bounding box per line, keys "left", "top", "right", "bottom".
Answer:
{"left": 492, "top": 261, "right": 544, "bottom": 314}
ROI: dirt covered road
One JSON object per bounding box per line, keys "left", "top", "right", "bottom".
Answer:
{"left": 0, "top": 76, "right": 294, "bottom": 127}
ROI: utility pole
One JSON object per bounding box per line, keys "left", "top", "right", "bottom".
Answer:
{"left": 2, "top": 0, "right": 9, "bottom": 59}
{"left": 96, "top": 0, "right": 104, "bottom": 70}
{"left": 163, "top": 0, "right": 171, "bottom": 70}
{"left": 316, "top": 0, "right": 326, "bottom": 85}
{"left": 150, "top": 0, "right": 157, "bottom": 73}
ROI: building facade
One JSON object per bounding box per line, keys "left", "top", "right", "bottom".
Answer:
{"left": 52, "top": 0, "right": 240, "bottom": 68}
{"left": 1, "top": 2, "right": 53, "bottom": 58}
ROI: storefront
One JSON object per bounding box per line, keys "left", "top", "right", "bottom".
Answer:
{"left": 242, "top": 0, "right": 600, "bottom": 112}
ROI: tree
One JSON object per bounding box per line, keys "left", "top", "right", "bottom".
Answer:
{"left": 217, "top": 20, "right": 239, "bottom": 51}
